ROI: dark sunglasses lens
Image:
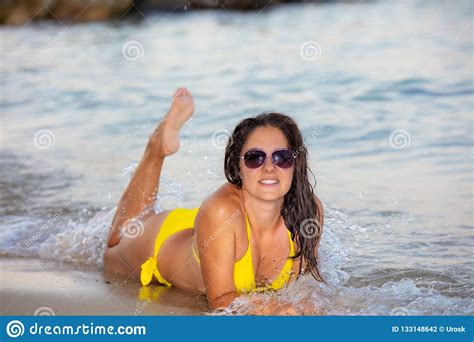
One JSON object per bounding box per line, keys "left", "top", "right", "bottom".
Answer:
{"left": 244, "top": 150, "right": 266, "bottom": 168}
{"left": 273, "top": 150, "right": 295, "bottom": 168}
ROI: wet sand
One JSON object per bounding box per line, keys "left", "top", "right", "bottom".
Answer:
{"left": 0, "top": 257, "right": 209, "bottom": 315}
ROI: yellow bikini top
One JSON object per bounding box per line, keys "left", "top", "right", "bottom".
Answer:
{"left": 193, "top": 212, "right": 295, "bottom": 294}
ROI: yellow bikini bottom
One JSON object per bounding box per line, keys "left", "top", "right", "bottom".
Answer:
{"left": 140, "top": 208, "right": 198, "bottom": 287}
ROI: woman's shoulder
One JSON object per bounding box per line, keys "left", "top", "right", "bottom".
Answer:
{"left": 194, "top": 183, "right": 245, "bottom": 243}
{"left": 198, "top": 183, "right": 243, "bottom": 222}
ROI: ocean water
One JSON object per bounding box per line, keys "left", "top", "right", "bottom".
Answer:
{"left": 1, "top": 0, "right": 473, "bottom": 315}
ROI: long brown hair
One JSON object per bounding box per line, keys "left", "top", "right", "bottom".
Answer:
{"left": 224, "top": 112, "right": 325, "bottom": 283}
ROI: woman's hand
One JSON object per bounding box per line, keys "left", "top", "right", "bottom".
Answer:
{"left": 242, "top": 295, "right": 321, "bottom": 316}
{"left": 240, "top": 296, "right": 299, "bottom": 316}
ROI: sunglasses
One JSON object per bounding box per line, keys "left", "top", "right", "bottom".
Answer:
{"left": 240, "top": 148, "right": 297, "bottom": 169}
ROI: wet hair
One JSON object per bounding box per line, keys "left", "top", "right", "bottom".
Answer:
{"left": 224, "top": 112, "right": 325, "bottom": 284}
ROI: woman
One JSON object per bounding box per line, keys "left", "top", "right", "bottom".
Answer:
{"left": 104, "top": 87, "right": 325, "bottom": 310}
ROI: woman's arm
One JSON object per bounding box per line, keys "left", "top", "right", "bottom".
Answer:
{"left": 241, "top": 296, "right": 321, "bottom": 315}
{"left": 194, "top": 197, "right": 244, "bottom": 309}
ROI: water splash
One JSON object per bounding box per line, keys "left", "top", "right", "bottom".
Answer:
{"left": 0, "top": 162, "right": 189, "bottom": 267}
{"left": 209, "top": 206, "right": 474, "bottom": 316}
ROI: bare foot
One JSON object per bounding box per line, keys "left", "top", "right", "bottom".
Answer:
{"left": 148, "top": 87, "right": 195, "bottom": 157}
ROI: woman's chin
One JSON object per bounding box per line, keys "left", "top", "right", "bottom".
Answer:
{"left": 252, "top": 189, "right": 287, "bottom": 202}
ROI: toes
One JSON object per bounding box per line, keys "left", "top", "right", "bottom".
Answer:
{"left": 172, "top": 87, "right": 189, "bottom": 100}
{"left": 173, "top": 87, "right": 184, "bottom": 98}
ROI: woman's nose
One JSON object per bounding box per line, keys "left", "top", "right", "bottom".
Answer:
{"left": 262, "top": 155, "right": 276, "bottom": 172}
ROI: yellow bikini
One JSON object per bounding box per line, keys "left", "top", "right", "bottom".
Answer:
{"left": 140, "top": 207, "right": 295, "bottom": 293}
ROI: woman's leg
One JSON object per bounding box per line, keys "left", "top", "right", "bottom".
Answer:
{"left": 104, "top": 87, "right": 195, "bottom": 276}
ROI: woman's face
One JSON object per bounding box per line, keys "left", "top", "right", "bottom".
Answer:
{"left": 239, "top": 126, "right": 294, "bottom": 201}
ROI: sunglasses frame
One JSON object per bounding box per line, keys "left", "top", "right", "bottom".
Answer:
{"left": 239, "top": 148, "right": 297, "bottom": 169}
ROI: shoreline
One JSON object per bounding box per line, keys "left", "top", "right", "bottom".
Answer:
{"left": 0, "top": 257, "right": 208, "bottom": 316}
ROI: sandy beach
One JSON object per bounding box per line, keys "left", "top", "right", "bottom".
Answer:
{"left": 1, "top": 257, "right": 209, "bottom": 316}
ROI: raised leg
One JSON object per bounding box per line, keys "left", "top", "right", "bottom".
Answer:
{"left": 103, "top": 87, "right": 194, "bottom": 277}
{"left": 106, "top": 87, "right": 195, "bottom": 248}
